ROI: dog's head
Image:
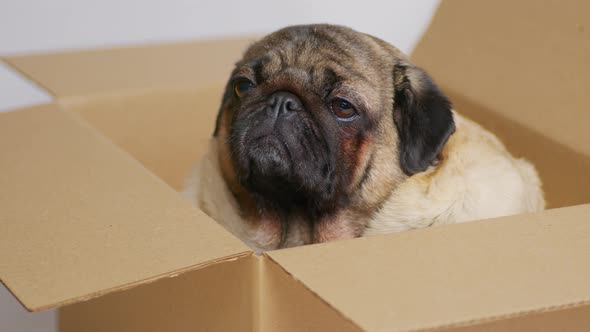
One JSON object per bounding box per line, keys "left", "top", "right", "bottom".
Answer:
{"left": 213, "top": 24, "right": 454, "bottom": 248}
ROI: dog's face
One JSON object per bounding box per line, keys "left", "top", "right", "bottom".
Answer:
{"left": 213, "top": 24, "right": 455, "bottom": 250}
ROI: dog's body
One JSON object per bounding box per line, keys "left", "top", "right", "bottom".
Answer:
{"left": 183, "top": 24, "right": 545, "bottom": 252}
{"left": 364, "top": 112, "right": 544, "bottom": 235}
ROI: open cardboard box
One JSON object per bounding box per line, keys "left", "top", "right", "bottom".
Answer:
{"left": 1, "top": 1, "right": 589, "bottom": 331}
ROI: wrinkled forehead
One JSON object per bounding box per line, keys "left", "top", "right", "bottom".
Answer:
{"left": 235, "top": 25, "right": 389, "bottom": 90}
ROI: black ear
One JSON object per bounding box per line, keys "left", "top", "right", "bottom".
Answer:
{"left": 393, "top": 65, "right": 455, "bottom": 175}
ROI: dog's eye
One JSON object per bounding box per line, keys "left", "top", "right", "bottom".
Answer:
{"left": 234, "top": 79, "right": 255, "bottom": 98}
{"left": 331, "top": 98, "right": 357, "bottom": 120}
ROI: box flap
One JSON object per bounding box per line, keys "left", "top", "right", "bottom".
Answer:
{"left": 3, "top": 37, "right": 254, "bottom": 99}
{"left": 412, "top": 0, "right": 590, "bottom": 158}
{"left": 267, "top": 205, "right": 590, "bottom": 331}
{"left": 0, "top": 104, "right": 250, "bottom": 312}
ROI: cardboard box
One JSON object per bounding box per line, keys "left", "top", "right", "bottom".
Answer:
{"left": 1, "top": 1, "right": 589, "bottom": 331}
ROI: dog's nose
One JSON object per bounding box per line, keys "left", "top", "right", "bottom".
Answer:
{"left": 269, "top": 91, "right": 303, "bottom": 118}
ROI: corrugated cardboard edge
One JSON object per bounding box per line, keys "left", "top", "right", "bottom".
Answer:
{"left": 58, "top": 252, "right": 258, "bottom": 332}
{"left": 2, "top": 251, "right": 252, "bottom": 313}
{"left": 261, "top": 253, "right": 363, "bottom": 331}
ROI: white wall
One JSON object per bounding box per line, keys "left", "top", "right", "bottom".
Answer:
{"left": 0, "top": 0, "right": 438, "bottom": 55}
{"left": 0, "top": 1, "right": 439, "bottom": 330}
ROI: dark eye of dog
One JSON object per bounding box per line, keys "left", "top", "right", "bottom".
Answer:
{"left": 331, "top": 98, "right": 357, "bottom": 120}
{"left": 233, "top": 79, "right": 255, "bottom": 98}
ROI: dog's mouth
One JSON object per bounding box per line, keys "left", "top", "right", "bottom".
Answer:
{"left": 238, "top": 131, "right": 294, "bottom": 187}
{"left": 247, "top": 133, "right": 291, "bottom": 167}
{"left": 251, "top": 134, "right": 289, "bottom": 155}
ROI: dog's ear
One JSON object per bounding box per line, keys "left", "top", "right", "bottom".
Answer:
{"left": 392, "top": 64, "right": 455, "bottom": 175}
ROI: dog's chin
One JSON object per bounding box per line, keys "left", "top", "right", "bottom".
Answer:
{"left": 236, "top": 134, "right": 295, "bottom": 197}
{"left": 245, "top": 135, "right": 292, "bottom": 180}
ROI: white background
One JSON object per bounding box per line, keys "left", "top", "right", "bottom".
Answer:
{"left": 0, "top": 0, "right": 439, "bottom": 330}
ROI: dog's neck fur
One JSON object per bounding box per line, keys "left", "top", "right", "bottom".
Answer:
{"left": 228, "top": 174, "right": 364, "bottom": 249}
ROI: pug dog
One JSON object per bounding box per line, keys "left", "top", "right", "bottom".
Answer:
{"left": 183, "top": 24, "right": 545, "bottom": 252}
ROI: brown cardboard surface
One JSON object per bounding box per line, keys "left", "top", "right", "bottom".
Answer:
{"left": 258, "top": 255, "right": 361, "bottom": 332}
{"left": 62, "top": 88, "right": 221, "bottom": 191}
{"left": 59, "top": 253, "right": 362, "bottom": 332}
{"left": 447, "top": 303, "right": 590, "bottom": 332}
{"left": 60, "top": 254, "right": 255, "bottom": 332}
{"left": 412, "top": 0, "right": 590, "bottom": 158}
{"left": 3, "top": 37, "right": 253, "bottom": 99}
{"left": 268, "top": 205, "right": 590, "bottom": 332}
{"left": 0, "top": 104, "right": 250, "bottom": 311}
